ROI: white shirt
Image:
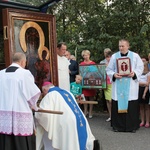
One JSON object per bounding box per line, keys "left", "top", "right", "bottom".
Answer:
{"left": 139, "top": 74, "right": 148, "bottom": 83}
{"left": 57, "top": 55, "right": 70, "bottom": 91}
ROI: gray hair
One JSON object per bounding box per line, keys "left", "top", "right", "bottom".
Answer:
{"left": 12, "top": 52, "right": 26, "bottom": 62}
{"left": 104, "top": 48, "right": 111, "bottom": 53}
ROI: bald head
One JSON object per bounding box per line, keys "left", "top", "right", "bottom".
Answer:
{"left": 12, "top": 52, "right": 26, "bottom": 68}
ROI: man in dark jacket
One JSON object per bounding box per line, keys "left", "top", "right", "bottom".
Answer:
{"left": 65, "top": 50, "right": 79, "bottom": 83}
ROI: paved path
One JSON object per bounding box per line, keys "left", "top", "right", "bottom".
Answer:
{"left": 88, "top": 112, "right": 150, "bottom": 150}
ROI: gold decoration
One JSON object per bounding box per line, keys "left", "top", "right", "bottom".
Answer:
{"left": 19, "top": 21, "right": 50, "bottom": 60}
{"left": 64, "top": 93, "right": 84, "bottom": 127}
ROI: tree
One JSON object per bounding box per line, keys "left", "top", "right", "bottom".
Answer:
{"left": 49, "top": 0, "right": 150, "bottom": 61}
{"left": 107, "top": 0, "right": 150, "bottom": 55}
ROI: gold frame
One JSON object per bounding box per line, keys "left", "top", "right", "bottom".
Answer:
{"left": 2, "top": 8, "right": 58, "bottom": 89}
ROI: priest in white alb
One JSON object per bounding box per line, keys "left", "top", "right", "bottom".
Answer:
{"left": 57, "top": 42, "right": 70, "bottom": 91}
{"left": 35, "top": 82, "right": 97, "bottom": 150}
{"left": 106, "top": 39, "right": 143, "bottom": 132}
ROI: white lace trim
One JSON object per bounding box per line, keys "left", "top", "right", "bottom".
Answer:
{"left": 0, "top": 111, "right": 33, "bottom": 136}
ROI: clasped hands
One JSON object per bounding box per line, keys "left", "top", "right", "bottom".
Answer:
{"left": 114, "top": 71, "right": 135, "bottom": 79}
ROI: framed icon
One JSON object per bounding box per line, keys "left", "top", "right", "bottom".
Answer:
{"left": 116, "top": 57, "right": 131, "bottom": 76}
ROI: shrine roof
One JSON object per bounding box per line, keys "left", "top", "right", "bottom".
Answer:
{"left": 0, "top": 0, "right": 61, "bottom": 12}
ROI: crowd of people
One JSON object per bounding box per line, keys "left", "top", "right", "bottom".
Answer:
{"left": 1, "top": 39, "right": 150, "bottom": 150}
{"left": 60, "top": 39, "right": 150, "bottom": 133}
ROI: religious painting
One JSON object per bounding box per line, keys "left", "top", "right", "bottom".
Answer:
{"left": 2, "top": 8, "right": 58, "bottom": 89}
{"left": 116, "top": 57, "right": 131, "bottom": 76}
{"left": 79, "top": 64, "right": 107, "bottom": 89}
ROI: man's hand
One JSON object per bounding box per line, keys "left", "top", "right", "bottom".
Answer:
{"left": 128, "top": 71, "right": 135, "bottom": 78}
{"left": 114, "top": 73, "right": 122, "bottom": 79}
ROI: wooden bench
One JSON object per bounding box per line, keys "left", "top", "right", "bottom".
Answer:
{"left": 76, "top": 100, "right": 98, "bottom": 105}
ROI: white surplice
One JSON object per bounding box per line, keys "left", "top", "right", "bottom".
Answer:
{"left": 106, "top": 51, "right": 144, "bottom": 101}
{"left": 57, "top": 55, "right": 70, "bottom": 91}
{"left": 35, "top": 88, "right": 95, "bottom": 150}
{"left": 0, "top": 63, "right": 41, "bottom": 136}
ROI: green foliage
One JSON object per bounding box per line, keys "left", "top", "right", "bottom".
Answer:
{"left": 11, "top": 0, "right": 47, "bottom": 6}
{"left": 48, "top": 0, "right": 150, "bottom": 61}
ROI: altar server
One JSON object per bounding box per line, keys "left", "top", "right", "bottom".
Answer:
{"left": 0, "top": 52, "right": 41, "bottom": 150}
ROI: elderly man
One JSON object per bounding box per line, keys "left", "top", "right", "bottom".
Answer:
{"left": 0, "top": 52, "right": 41, "bottom": 150}
{"left": 106, "top": 39, "right": 143, "bottom": 132}
{"left": 35, "top": 82, "right": 98, "bottom": 150}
